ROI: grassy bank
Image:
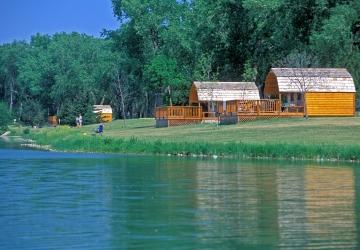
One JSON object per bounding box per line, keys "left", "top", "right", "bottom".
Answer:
{"left": 15, "top": 117, "right": 360, "bottom": 162}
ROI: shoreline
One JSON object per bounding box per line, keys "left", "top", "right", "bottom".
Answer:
{"left": 11, "top": 117, "right": 360, "bottom": 164}
{"left": 21, "top": 134, "right": 360, "bottom": 164}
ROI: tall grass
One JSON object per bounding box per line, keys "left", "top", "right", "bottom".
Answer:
{"left": 27, "top": 129, "right": 360, "bottom": 162}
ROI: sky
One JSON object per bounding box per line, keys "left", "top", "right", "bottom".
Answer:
{"left": 0, "top": 0, "right": 119, "bottom": 44}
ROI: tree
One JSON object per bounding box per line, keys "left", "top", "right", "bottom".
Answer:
{"left": 0, "top": 102, "right": 11, "bottom": 134}
{"left": 17, "top": 33, "right": 117, "bottom": 124}
{"left": 276, "top": 51, "right": 323, "bottom": 118}
{"left": 20, "top": 100, "right": 46, "bottom": 127}
{"left": 0, "top": 0, "right": 359, "bottom": 123}
{"left": 113, "top": 68, "right": 127, "bottom": 126}
{"left": 144, "top": 54, "right": 187, "bottom": 105}
{"left": 0, "top": 42, "right": 29, "bottom": 114}
{"left": 241, "top": 60, "right": 257, "bottom": 82}
{"left": 310, "top": 3, "right": 360, "bottom": 89}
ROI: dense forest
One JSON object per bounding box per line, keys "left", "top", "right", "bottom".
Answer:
{"left": 0, "top": 0, "right": 359, "bottom": 127}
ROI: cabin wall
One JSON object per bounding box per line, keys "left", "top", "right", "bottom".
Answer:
{"left": 189, "top": 84, "right": 198, "bottom": 104}
{"left": 100, "top": 113, "right": 113, "bottom": 122}
{"left": 305, "top": 92, "right": 355, "bottom": 116}
{"left": 264, "top": 72, "right": 279, "bottom": 97}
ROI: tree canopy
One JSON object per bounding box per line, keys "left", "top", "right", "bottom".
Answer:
{"left": 0, "top": 0, "right": 359, "bottom": 125}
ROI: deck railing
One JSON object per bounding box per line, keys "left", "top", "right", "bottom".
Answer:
{"left": 155, "top": 106, "right": 203, "bottom": 119}
{"left": 281, "top": 105, "right": 304, "bottom": 113}
{"left": 155, "top": 99, "right": 304, "bottom": 121}
{"left": 237, "top": 99, "right": 280, "bottom": 114}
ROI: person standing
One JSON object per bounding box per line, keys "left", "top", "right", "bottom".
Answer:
{"left": 79, "top": 114, "right": 83, "bottom": 127}
{"left": 75, "top": 116, "right": 79, "bottom": 127}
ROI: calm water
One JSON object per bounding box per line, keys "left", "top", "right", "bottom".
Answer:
{"left": 0, "top": 145, "right": 359, "bottom": 249}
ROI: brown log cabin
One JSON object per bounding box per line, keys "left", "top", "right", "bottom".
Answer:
{"left": 265, "top": 68, "right": 356, "bottom": 117}
{"left": 156, "top": 81, "right": 260, "bottom": 127}
{"left": 155, "top": 68, "right": 356, "bottom": 127}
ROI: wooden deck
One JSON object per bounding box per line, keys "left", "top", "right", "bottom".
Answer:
{"left": 155, "top": 100, "right": 304, "bottom": 127}
{"left": 155, "top": 106, "right": 208, "bottom": 127}
{"left": 233, "top": 100, "right": 304, "bottom": 121}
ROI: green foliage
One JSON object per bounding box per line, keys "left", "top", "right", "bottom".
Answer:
{"left": 241, "top": 60, "right": 257, "bottom": 81}
{"left": 20, "top": 100, "right": 46, "bottom": 126}
{"left": 1, "top": 0, "right": 360, "bottom": 119}
{"left": 243, "top": 0, "right": 284, "bottom": 10}
{"left": 144, "top": 54, "right": 187, "bottom": 104}
{"left": 310, "top": 4, "right": 358, "bottom": 67}
{"left": 0, "top": 102, "right": 11, "bottom": 133}
{"left": 58, "top": 102, "right": 96, "bottom": 126}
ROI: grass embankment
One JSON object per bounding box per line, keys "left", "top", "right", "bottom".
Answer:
{"left": 16, "top": 117, "right": 360, "bottom": 161}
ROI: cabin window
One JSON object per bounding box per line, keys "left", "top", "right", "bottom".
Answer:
{"left": 281, "top": 94, "right": 288, "bottom": 106}
{"left": 297, "top": 93, "right": 303, "bottom": 106}
{"left": 208, "top": 101, "right": 217, "bottom": 113}
{"left": 290, "top": 93, "right": 295, "bottom": 104}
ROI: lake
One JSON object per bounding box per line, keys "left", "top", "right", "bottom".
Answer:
{"left": 0, "top": 145, "right": 359, "bottom": 249}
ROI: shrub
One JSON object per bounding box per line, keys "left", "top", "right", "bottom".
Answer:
{"left": 20, "top": 100, "right": 46, "bottom": 127}
{"left": 58, "top": 102, "right": 97, "bottom": 126}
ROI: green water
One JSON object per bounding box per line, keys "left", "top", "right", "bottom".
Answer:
{"left": 0, "top": 146, "right": 359, "bottom": 249}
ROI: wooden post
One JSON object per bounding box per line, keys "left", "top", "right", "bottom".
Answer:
{"left": 277, "top": 100, "right": 280, "bottom": 115}
{"left": 257, "top": 100, "right": 260, "bottom": 115}
{"left": 279, "top": 94, "right": 282, "bottom": 115}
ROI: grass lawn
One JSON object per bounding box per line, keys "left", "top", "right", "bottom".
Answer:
{"left": 88, "top": 117, "right": 360, "bottom": 145}
{"left": 15, "top": 116, "right": 360, "bottom": 161}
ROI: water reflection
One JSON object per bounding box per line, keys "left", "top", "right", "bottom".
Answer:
{"left": 0, "top": 149, "right": 358, "bottom": 249}
{"left": 194, "top": 162, "right": 279, "bottom": 248}
{"left": 304, "top": 167, "right": 356, "bottom": 249}
{"left": 192, "top": 161, "right": 358, "bottom": 249}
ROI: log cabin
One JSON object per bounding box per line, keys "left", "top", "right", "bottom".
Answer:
{"left": 264, "top": 68, "right": 356, "bottom": 117}
{"left": 189, "top": 81, "right": 260, "bottom": 116}
{"left": 155, "top": 81, "right": 260, "bottom": 127}
{"left": 155, "top": 68, "right": 357, "bottom": 127}
{"left": 93, "top": 105, "right": 113, "bottom": 122}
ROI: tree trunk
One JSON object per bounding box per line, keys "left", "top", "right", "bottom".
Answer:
{"left": 167, "top": 85, "right": 172, "bottom": 106}
{"left": 303, "top": 92, "right": 308, "bottom": 119}
{"left": 9, "top": 78, "right": 15, "bottom": 114}
{"left": 19, "top": 102, "right": 23, "bottom": 121}
{"left": 116, "top": 70, "right": 126, "bottom": 127}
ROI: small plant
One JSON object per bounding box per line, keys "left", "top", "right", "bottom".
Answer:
{"left": 23, "top": 128, "right": 30, "bottom": 135}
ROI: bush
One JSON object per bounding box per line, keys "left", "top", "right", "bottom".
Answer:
{"left": 58, "top": 102, "right": 97, "bottom": 126}
{"left": 20, "top": 100, "right": 46, "bottom": 127}
{"left": 23, "top": 128, "right": 30, "bottom": 134}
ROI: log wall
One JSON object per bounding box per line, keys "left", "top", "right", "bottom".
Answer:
{"left": 306, "top": 92, "right": 356, "bottom": 116}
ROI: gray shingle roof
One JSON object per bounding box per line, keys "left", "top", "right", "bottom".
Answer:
{"left": 193, "top": 81, "right": 260, "bottom": 101}
{"left": 270, "top": 68, "right": 356, "bottom": 92}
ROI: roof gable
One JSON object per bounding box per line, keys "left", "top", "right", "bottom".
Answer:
{"left": 193, "top": 81, "right": 260, "bottom": 101}
{"left": 270, "top": 68, "right": 356, "bottom": 93}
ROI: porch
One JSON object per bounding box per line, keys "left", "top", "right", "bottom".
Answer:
{"left": 155, "top": 106, "right": 207, "bottom": 127}
{"left": 155, "top": 99, "right": 304, "bottom": 127}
